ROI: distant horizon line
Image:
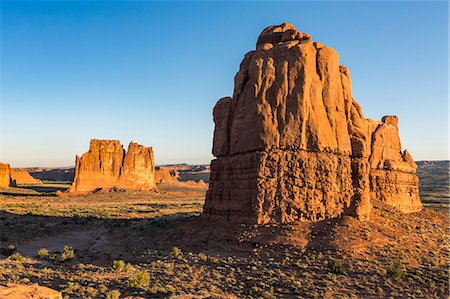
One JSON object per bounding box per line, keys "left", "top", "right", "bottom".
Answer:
{"left": 7, "top": 159, "right": 450, "bottom": 169}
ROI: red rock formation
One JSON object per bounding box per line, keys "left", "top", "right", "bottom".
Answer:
{"left": 155, "top": 167, "right": 179, "bottom": 184}
{"left": 11, "top": 170, "right": 42, "bottom": 185}
{"left": 183, "top": 179, "right": 208, "bottom": 189}
{"left": 69, "top": 140, "right": 156, "bottom": 193}
{"left": 0, "top": 163, "right": 12, "bottom": 188}
{"left": 203, "top": 23, "right": 422, "bottom": 224}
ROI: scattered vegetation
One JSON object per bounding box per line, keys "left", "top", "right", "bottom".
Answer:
{"left": 327, "top": 257, "right": 343, "bottom": 274}
{"left": 36, "top": 248, "right": 49, "bottom": 259}
{"left": 7, "top": 252, "right": 24, "bottom": 261}
{"left": 128, "top": 269, "right": 150, "bottom": 290}
{"left": 112, "top": 260, "right": 133, "bottom": 273}
{"left": 198, "top": 252, "right": 208, "bottom": 261}
{"left": 0, "top": 183, "right": 447, "bottom": 298}
{"left": 169, "top": 246, "right": 182, "bottom": 258}
{"left": 387, "top": 259, "right": 406, "bottom": 279}
{"left": 106, "top": 289, "right": 121, "bottom": 299}
{"left": 60, "top": 245, "right": 76, "bottom": 261}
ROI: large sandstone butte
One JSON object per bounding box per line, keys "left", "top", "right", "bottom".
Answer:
{"left": 203, "top": 23, "right": 422, "bottom": 224}
{"left": 69, "top": 139, "right": 156, "bottom": 193}
{"left": 0, "top": 163, "right": 12, "bottom": 188}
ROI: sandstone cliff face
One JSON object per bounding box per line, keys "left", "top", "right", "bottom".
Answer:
{"left": 203, "top": 23, "right": 422, "bottom": 224}
{"left": 0, "top": 163, "right": 12, "bottom": 188}
{"left": 69, "top": 140, "right": 156, "bottom": 193}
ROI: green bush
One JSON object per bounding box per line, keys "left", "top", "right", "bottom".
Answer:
{"left": 128, "top": 269, "right": 150, "bottom": 289}
{"left": 106, "top": 289, "right": 121, "bottom": 299}
{"left": 169, "top": 246, "right": 182, "bottom": 258}
{"left": 7, "top": 252, "right": 24, "bottom": 261}
{"left": 112, "top": 260, "right": 133, "bottom": 273}
{"left": 327, "top": 258, "right": 343, "bottom": 274}
{"left": 198, "top": 252, "right": 207, "bottom": 261}
{"left": 387, "top": 259, "right": 406, "bottom": 279}
{"left": 36, "top": 248, "right": 49, "bottom": 259}
{"left": 60, "top": 245, "right": 75, "bottom": 261}
{"left": 112, "top": 260, "right": 125, "bottom": 272}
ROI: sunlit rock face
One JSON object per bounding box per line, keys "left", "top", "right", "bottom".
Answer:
{"left": 0, "top": 163, "right": 12, "bottom": 188}
{"left": 11, "top": 170, "right": 42, "bottom": 185}
{"left": 203, "top": 23, "right": 422, "bottom": 224}
{"left": 69, "top": 139, "right": 156, "bottom": 193}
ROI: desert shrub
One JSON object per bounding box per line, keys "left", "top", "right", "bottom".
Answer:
{"left": 48, "top": 253, "right": 58, "bottom": 261}
{"left": 198, "top": 252, "right": 207, "bottom": 261}
{"left": 112, "top": 260, "right": 126, "bottom": 272}
{"left": 327, "top": 258, "right": 343, "bottom": 274}
{"left": 60, "top": 245, "right": 75, "bottom": 261}
{"left": 36, "top": 248, "right": 49, "bottom": 259}
{"left": 123, "top": 262, "right": 134, "bottom": 272}
{"left": 7, "top": 253, "right": 24, "bottom": 261}
{"left": 169, "top": 246, "right": 182, "bottom": 258}
{"left": 112, "top": 260, "right": 133, "bottom": 273}
{"left": 106, "top": 289, "right": 121, "bottom": 299}
{"left": 128, "top": 269, "right": 150, "bottom": 289}
{"left": 387, "top": 259, "right": 406, "bottom": 279}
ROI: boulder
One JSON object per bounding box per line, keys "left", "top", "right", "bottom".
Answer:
{"left": 0, "top": 163, "right": 11, "bottom": 188}
{"left": 203, "top": 23, "right": 422, "bottom": 224}
{"left": 69, "top": 139, "right": 156, "bottom": 193}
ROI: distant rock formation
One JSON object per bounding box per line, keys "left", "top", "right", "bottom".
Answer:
{"left": 155, "top": 167, "right": 180, "bottom": 184}
{"left": 203, "top": 23, "right": 422, "bottom": 224}
{"left": 0, "top": 163, "right": 12, "bottom": 188}
{"left": 155, "top": 167, "right": 208, "bottom": 189}
{"left": 11, "top": 170, "right": 42, "bottom": 185}
{"left": 69, "top": 139, "right": 156, "bottom": 193}
{"left": 184, "top": 179, "right": 208, "bottom": 189}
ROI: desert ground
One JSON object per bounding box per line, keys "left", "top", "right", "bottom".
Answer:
{"left": 0, "top": 162, "right": 448, "bottom": 299}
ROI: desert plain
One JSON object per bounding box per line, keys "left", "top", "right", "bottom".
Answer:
{"left": 0, "top": 162, "right": 448, "bottom": 298}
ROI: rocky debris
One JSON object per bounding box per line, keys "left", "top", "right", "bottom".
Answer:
{"left": 69, "top": 140, "right": 156, "bottom": 193}
{"left": 0, "top": 163, "right": 12, "bottom": 188}
{"left": 11, "top": 170, "right": 42, "bottom": 185}
{"left": 203, "top": 23, "right": 422, "bottom": 224}
{"left": 0, "top": 284, "right": 62, "bottom": 299}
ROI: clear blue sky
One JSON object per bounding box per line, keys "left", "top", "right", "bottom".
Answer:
{"left": 1, "top": 1, "right": 448, "bottom": 167}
